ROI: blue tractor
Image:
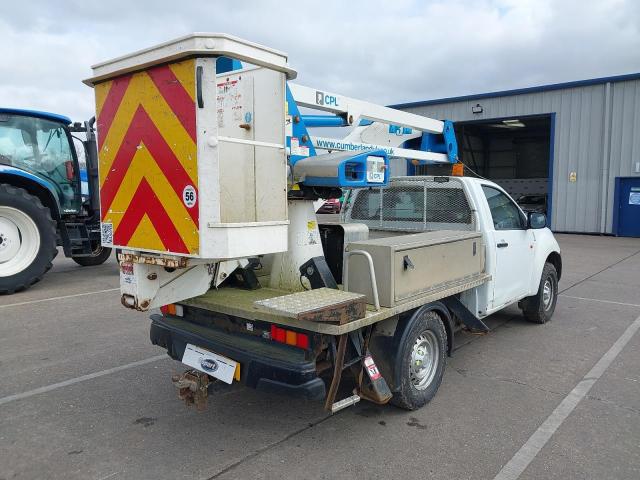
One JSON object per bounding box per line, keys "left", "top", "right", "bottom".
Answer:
{"left": 0, "top": 108, "right": 110, "bottom": 294}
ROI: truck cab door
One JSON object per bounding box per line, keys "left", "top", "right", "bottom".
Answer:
{"left": 481, "top": 185, "right": 535, "bottom": 310}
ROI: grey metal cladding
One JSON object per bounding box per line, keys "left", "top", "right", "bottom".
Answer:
{"left": 396, "top": 78, "right": 640, "bottom": 233}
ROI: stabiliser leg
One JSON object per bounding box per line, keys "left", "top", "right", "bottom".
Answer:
{"left": 324, "top": 328, "right": 393, "bottom": 413}
{"left": 324, "top": 334, "right": 348, "bottom": 411}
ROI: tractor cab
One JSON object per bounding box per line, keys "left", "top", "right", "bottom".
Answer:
{"left": 0, "top": 109, "right": 82, "bottom": 214}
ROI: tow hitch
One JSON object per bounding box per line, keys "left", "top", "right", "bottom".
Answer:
{"left": 171, "top": 370, "right": 213, "bottom": 412}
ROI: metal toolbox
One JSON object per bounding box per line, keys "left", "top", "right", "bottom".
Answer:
{"left": 345, "top": 230, "right": 484, "bottom": 307}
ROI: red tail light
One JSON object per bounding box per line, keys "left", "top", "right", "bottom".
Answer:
{"left": 65, "top": 161, "right": 74, "bottom": 180}
{"left": 296, "top": 333, "right": 309, "bottom": 349}
{"left": 270, "top": 324, "right": 309, "bottom": 349}
{"left": 271, "top": 324, "right": 286, "bottom": 343}
{"left": 160, "top": 304, "right": 183, "bottom": 316}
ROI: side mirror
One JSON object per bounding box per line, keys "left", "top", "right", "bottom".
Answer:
{"left": 528, "top": 212, "right": 547, "bottom": 229}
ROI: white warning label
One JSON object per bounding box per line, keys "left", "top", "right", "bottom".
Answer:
{"left": 182, "top": 185, "right": 197, "bottom": 208}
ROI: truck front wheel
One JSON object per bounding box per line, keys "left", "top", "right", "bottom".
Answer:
{"left": 391, "top": 310, "right": 447, "bottom": 410}
{"left": 0, "top": 184, "right": 57, "bottom": 294}
{"left": 521, "top": 262, "right": 558, "bottom": 324}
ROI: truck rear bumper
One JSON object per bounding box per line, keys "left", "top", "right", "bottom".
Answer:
{"left": 149, "top": 314, "right": 326, "bottom": 401}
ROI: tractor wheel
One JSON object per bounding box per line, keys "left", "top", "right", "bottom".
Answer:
{"left": 72, "top": 243, "right": 112, "bottom": 266}
{"left": 0, "top": 184, "right": 57, "bottom": 294}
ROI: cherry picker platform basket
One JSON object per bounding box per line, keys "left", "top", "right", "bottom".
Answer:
{"left": 84, "top": 34, "right": 296, "bottom": 260}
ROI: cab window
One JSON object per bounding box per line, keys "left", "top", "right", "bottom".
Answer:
{"left": 481, "top": 185, "right": 526, "bottom": 230}
{"left": 0, "top": 114, "right": 78, "bottom": 212}
{"left": 350, "top": 186, "right": 472, "bottom": 224}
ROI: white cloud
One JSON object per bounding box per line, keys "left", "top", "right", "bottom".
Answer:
{"left": 0, "top": 0, "right": 638, "bottom": 120}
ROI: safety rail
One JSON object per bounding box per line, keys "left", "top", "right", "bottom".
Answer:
{"left": 342, "top": 250, "right": 381, "bottom": 311}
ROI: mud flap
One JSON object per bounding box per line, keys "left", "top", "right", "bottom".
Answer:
{"left": 358, "top": 354, "right": 393, "bottom": 404}
{"left": 443, "top": 296, "right": 490, "bottom": 333}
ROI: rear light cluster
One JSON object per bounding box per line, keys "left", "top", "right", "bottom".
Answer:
{"left": 159, "top": 305, "right": 308, "bottom": 349}
{"left": 270, "top": 324, "right": 309, "bottom": 349}
{"left": 65, "top": 161, "right": 75, "bottom": 181}
{"left": 160, "top": 304, "right": 183, "bottom": 316}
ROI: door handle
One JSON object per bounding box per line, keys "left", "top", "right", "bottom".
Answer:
{"left": 403, "top": 255, "right": 415, "bottom": 270}
{"left": 196, "top": 65, "right": 204, "bottom": 108}
{"left": 497, "top": 242, "right": 509, "bottom": 248}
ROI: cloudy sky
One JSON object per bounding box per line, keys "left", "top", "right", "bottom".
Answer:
{"left": 2, "top": 0, "right": 639, "bottom": 121}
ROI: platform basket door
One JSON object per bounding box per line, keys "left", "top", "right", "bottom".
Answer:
{"left": 94, "top": 59, "right": 200, "bottom": 256}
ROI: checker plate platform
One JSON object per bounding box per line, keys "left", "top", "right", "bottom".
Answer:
{"left": 254, "top": 288, "right": 367, "bottom": 324}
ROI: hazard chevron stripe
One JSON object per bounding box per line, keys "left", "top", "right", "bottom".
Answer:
{"left": 96, "top": 76, "right": 131, "bottom": 151}
{"left": 100, "top": 105, "right": 198, "bottom": 225}
{"left": 114, "top": 178, "right": 188, "bottom": 253}
{"left": 95, "top": 60, "right": 198, "bottom": 255}
{"left": 147, "top": 66, "right": 197, "bottom": 142}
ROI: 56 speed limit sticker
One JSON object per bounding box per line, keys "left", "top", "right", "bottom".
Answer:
{"left": 182, "top": 185, "right": 197, "bottom": 208}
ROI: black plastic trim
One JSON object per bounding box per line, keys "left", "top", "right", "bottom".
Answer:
{"left": 149, "top": 314, "right": 326, "bottom": 401}
{"left": 196, "top": 66, "right": 204, "bottom": 108}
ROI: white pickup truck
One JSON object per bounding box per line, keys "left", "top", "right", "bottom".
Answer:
{"left": 151, "top": 175, "right": 562, "bottom": 412}
{"left": 342, "top": 175, "right": 562, "bottom": 322}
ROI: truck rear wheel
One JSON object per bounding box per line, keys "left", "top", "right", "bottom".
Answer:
{"left": 0, "top": 184, "right": 57, "bottom": 294}
{"left": 391, "top": 310, "right": 447, "bottom": 410}
{"left": 72, "top": 242, "right": 112, "bottom": 266}
{"left": 521, "top": 262, "right": 558, "bottom": 324}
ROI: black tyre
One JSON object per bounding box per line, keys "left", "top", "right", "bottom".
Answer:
{"left": 391, "top": 310, "right": 447, "bottom": 410}
{"left": 0, "top": 184, "right": 58, "bottom": 294}
{"left": 521, "top": 262, "right": 558, "bottom": 324}
{"left": 72, "top": 243, "right": 112, "bottom": 266}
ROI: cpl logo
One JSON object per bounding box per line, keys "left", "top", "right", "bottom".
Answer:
{"left": 199, "top": 357, "right": 218, "bottom": 373}
{"left": 315, "top": 91, "right": 339, "bottom": 107}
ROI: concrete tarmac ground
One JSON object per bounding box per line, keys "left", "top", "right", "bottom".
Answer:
{"left": 1, "top": 234, "right": 639, "bottom": 480}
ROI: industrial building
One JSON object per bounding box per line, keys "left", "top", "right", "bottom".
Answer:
{"left": 391, "top": 73, "right": 640, "bottom": 236}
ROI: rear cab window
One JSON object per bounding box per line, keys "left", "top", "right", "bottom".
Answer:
{"left": 345, "top": 177, "right": 475, "bottom": 232}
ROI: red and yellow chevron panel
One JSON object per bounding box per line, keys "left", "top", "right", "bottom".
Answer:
{"left": 95, "top": 59, "right": 199, "bottom": 255}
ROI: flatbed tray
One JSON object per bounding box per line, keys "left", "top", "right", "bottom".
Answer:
{"left": 183, "top": 272, "right": 491, "bottom": 335}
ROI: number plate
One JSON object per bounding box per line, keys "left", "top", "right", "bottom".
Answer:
{"left": 182, "top": 344, "right": 238, "bottom": 384}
